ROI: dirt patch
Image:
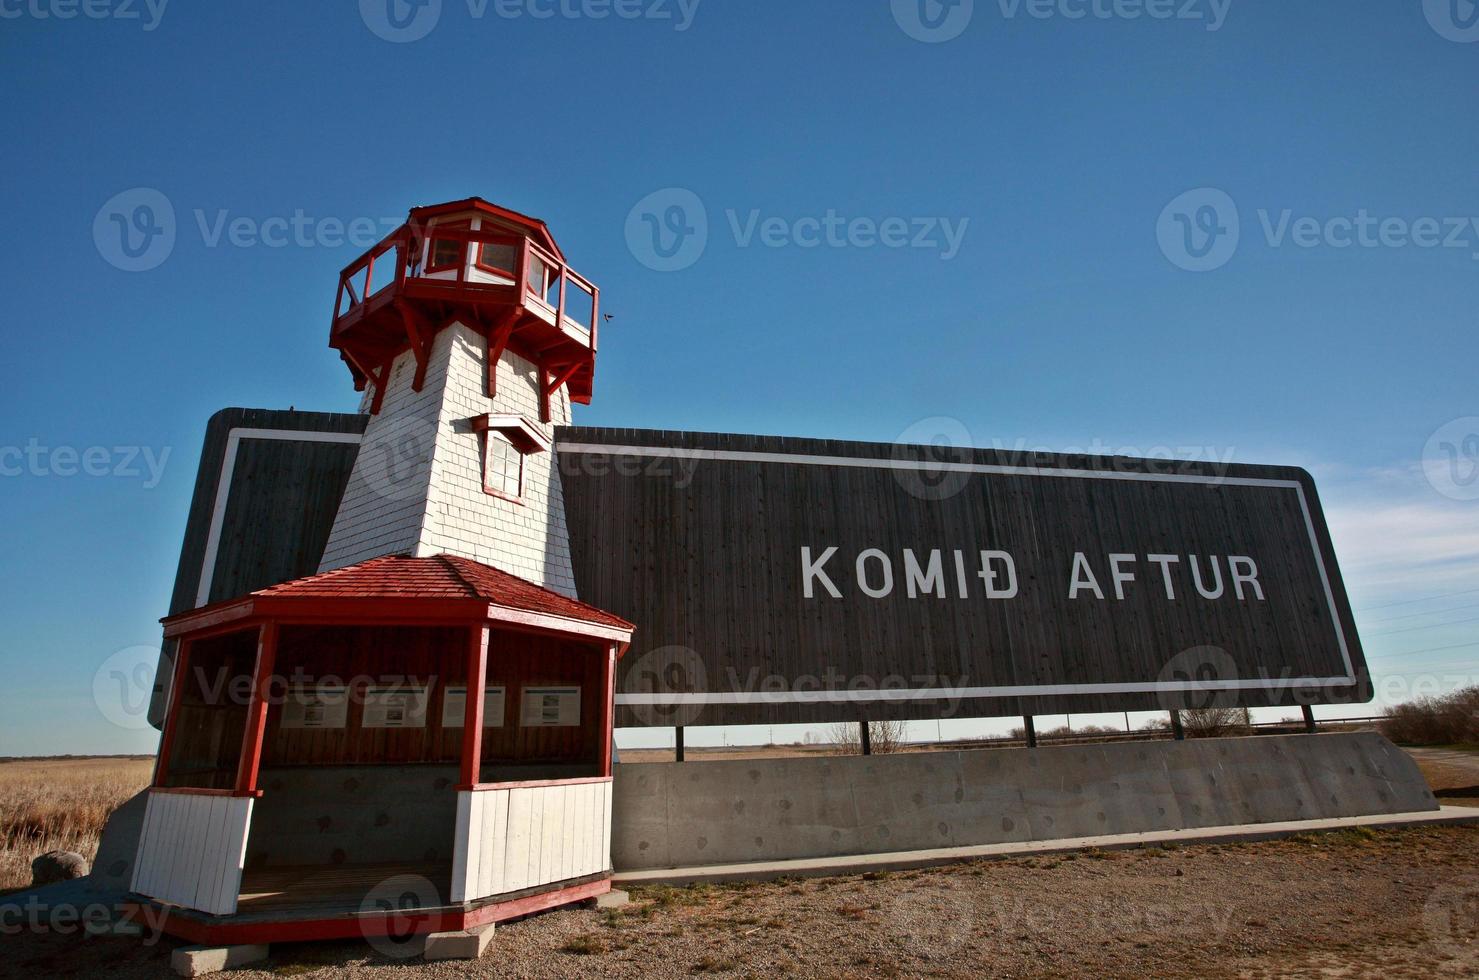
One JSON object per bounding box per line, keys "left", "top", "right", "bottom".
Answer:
{"left": 1406, "top": 746, "right": 1479, "bottom": 797}
{"left": 4, "top": 825, "right": 1476, "bottom": 979}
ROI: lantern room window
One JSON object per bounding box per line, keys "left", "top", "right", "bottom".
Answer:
{"left": 428, "top": 236, "right": 465, "bottom": 273}
{"left": 477, "top": 241, "right": 518, "bottom": 277}
{"left": 472, "top": 414, "right": 551, "bottom": 505}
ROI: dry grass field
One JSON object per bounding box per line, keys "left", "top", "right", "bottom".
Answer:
{"left": 0, "top": 757, "right": 152, "bottom": 892}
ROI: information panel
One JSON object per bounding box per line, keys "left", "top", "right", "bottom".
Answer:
{"left": 441, "top": 686, "right": 508, "bottom": 728}
{"left": 362, "top": 686, "right": 430, "bottom": 729}
{"left": 520, "top": 686, "right": 582, "bottom": 727}
{"left": 280, "top": 685, "right": 350, "bottom": 730}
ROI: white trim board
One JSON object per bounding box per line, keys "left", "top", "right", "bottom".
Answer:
{"left": 195, "top": 427, "right": 363, "bottom": 608}
{"left": 558, "top": 442, "right": 1359, "bottom": 704}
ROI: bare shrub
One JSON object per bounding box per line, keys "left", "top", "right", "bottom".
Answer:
{"left": 1180, "top": 707, "right": 1253, "bottom": 738}
{"left": 1382, "top": 686, "right": 1479, "bottom": 746}
{"left": 827, "top": 719, "right": 908, "bottom": 754}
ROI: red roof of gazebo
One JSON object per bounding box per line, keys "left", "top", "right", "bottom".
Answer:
{"left": 163, "top": 554, "right": 633, "bottom": 642}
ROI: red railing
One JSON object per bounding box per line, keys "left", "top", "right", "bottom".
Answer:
{"left": 522, "top": 238, "right": 600, "bottom": 351}
{"left": 334, "top": 226, "right": 409, "bottom": 319}
{"left": 332, "top": 224, "right": 599, "bottom": 355}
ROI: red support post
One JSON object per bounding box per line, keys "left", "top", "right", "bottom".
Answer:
{"left": 538, "top": 360, "right": 551, "bottom": 424}
{"left": 459, "top": 626, "right": 490, "bottom": 789}
{"left": 485, "top": 310, "right": 517, "bottom": 399}
{"left": 152, "top": 638, "right": 194, "bottom": 787}
{"left": 600, "top": 643, "right": 617, "bottom": 777}
{"left": 368, "top": 361, "right": 391, "bottom": 415}
{"left": 399, "top": 302, "right": 433, "bottom": 393}
{"left": 234, "top": 623, "right": 279, "bottom": 796}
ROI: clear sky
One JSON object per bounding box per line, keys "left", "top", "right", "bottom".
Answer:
{"left": 1, "top": 1, "right": 1476, "bottom": 755}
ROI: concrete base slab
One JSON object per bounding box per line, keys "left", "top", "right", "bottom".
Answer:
{"left": 170, "top": 944, "right": 269, "bottom": 977}
{"left": 423, "top": 923, "right": 495, "bottom": 961}
{"left": 595, "top": 888, "right": 630, "bottom": 910}
{"left": 614, "top": 805, "right": 1479, "bottom": 887}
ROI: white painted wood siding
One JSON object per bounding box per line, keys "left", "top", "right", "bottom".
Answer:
{"left": 130, "top": 791, "right": 253, "bottom": 916}
{"left": 450, "top": 780, "right": 611, "bottom": 903}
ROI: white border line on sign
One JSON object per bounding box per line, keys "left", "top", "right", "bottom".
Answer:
{"left": 557, "top": 442, "right": 1359, "bottom": 704}
{"left": 195, "top": 427, "right": 363, "bottom": 607}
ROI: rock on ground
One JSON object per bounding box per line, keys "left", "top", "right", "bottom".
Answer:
{"left": 30, "top": 851, "right": 88, "bottom": 887}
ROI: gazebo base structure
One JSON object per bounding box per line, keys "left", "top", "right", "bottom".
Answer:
{"left": 132, "top": 555, "right": 634, "bottom": 948}
{"left": 126, "top": 874, "right": 611, "bottom": 946}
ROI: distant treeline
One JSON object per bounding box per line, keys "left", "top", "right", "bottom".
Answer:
{"left": 1382, "top": 686, "right": 1479, "bottom": 746}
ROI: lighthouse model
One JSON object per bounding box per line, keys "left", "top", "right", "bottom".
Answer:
{"left": 133, "top": 199, "right": 633, "bottom": 948}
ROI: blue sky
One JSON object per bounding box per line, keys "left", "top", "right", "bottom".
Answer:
{"left": 1, "top": 0, "right": 1476, "bottom": 755}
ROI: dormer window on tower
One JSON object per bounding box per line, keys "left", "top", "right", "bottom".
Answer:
{"left": 472, "top": 414, "right": 551, "bottom": 504}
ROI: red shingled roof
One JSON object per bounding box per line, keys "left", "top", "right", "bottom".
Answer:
{"left": 252, "top": 554, "right": 633, "bottom": 630}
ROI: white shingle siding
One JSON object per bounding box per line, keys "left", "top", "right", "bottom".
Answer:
{"left": 318, "top": 321, "right": 578, "bottom": 598}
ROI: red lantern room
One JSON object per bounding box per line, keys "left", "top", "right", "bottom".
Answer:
{"left": 330, "top": 198, "right": 600, "bottom": 423}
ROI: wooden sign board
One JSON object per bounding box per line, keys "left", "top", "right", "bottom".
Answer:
{"left": 557, "top": 428, "right": 1372, "bottom": 726}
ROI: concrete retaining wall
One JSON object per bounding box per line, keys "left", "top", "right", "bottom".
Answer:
{"left": 611, "top": 733, "right": 1437, "bottom": 871}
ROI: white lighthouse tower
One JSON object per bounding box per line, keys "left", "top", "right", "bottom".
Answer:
{"left": 319, "top": 197, "right": 603, "bottom": 594}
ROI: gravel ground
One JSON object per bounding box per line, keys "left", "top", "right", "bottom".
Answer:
{"left": 4, "top": 825, "right": 1476, "bottom": 979}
